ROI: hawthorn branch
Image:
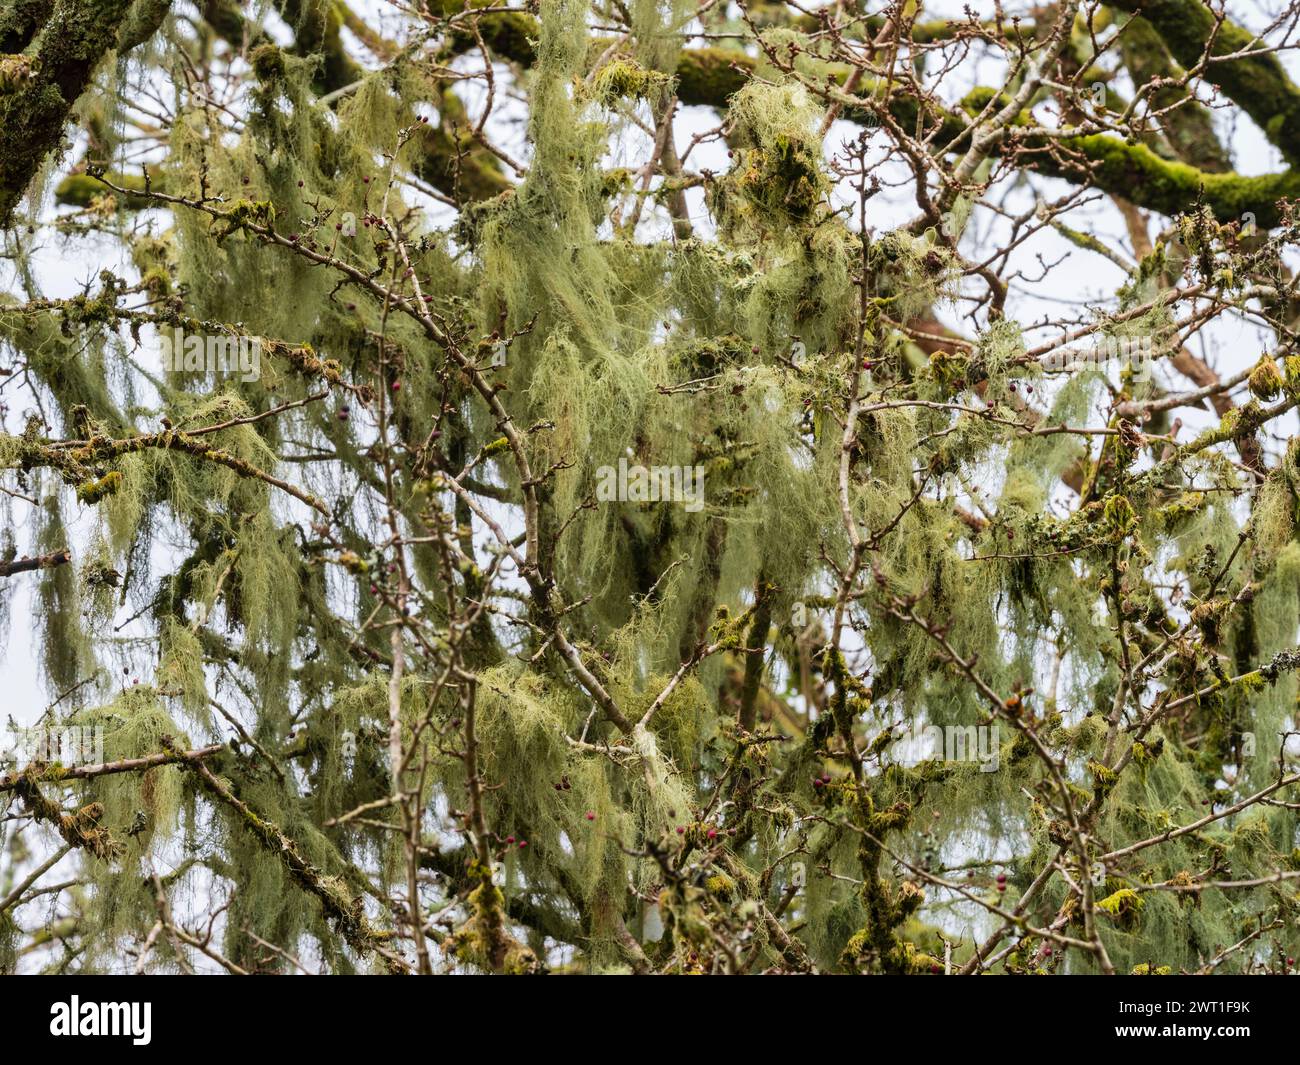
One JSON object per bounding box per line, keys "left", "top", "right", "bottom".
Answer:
{"left": 0, "top": 743, "right": 223, "bottom": 793}
{"left": 0, "top": 549, "right": 70, "bottom": 578}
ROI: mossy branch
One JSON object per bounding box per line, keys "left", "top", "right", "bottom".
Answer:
{"left": 4, "top": 429, "right": 331, "bottom": 516}
{"left": 428, "top": 1, "right": 1299, "bottom": 223}
{"left": 10, "top": 778, "right": 120, "bottom": 859}
{"left": 0, "top": 742, "right": 223, "bottom": 793}
{"left": 0, "top": 0, "right": 136, "bottom": 221}
{"left": 1108, "top": 0, "right": 1300, "bottom": 167}
{"left": 178, "top": 745, "right": 400, "bottom": 964}
{"left": 0, "top": 548, "right": 70, "bottom": 577}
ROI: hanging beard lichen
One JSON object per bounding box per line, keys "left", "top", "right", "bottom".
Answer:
{"left": 0, "top": 0, "right": 1297, "bottom": 979}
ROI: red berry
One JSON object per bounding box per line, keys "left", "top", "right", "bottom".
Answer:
{"left": 675, "top": 826, "right": 685, "bottom": 835}
{"left": 707, "top": 829, "right": 717, "bottom": 839}
{"left": 391, "top": 380, "right": 401, "bottom": 392}
{"left": 505, "top": 836, "right": 515, "bottom": 844}
{"left": 585, "top": 811, "right": 595, "bottom": 821}
{"left": 518, "top": 840, "right": 527, "bottom": 849}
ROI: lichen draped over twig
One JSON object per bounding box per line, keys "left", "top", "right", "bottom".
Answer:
{"left": 0, "top": 0, "right": 1298, "bottom": 976}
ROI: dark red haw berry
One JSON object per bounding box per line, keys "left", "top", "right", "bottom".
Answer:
{"left": 241, "top": 176, "right": 250, "bottom": 185}
{"left": 1288, "top": 957, "right": 1295, "bottom": 966}
{"left": 289, "top": 234, "right": 299, "bottom": 242}
{"left": 368, "top": 584, "right": 377, "bottom": 594}
{"left": 931, "top": 964, "right": 942, "bottom": 974}
{"left": 1043, "top": 946, "right": 1052, "bottom": 956}
{"left": 297, "top": 180, "right": 304, "bottom": 188}
{"left": 346, "top": 302, "right": 357, "bottom": 311}
{"left": 391, "top": 380, "right": 401, "bottom": 391}
{"left": 337, "top": 408, "right": 349, "bottom": 421}
{"left": 505, "top": 836, "right": 515, "bottom": 844}
{"left": 362, "top": 176, "right": 370, "bottom": 184}
{"left": 707, "top": 829, "right": 717, "bottom": 839}
{"left": 336, "top": 223, "right": 343, "bottom": 231}
{"left": 518, "top": 840, "right": 527, "bottom": 849}
{"left": 1009, "top": 382, "right": 1017, "bottom": 391}
{"left": 676, "top": 826, "right": 685, "bottom": 835}
{"left": 997, "top": 883, "right": 1006, "bottom": 892}
{"left": 813, "top": 777, "right": 824, "bottom": 788}
{"left": 585, "top": 811, "right": 595, "bottom": 821}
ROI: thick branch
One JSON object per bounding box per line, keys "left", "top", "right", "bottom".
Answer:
{"left": 1108, "top": 0, "right": 1300, "bottom": 167}
{"left": 0, "top": 548, "right": 70, "bottom": 577}
{"left": 0, "top": 742, "right": 223, "bottom": 793}
{"left": 0, "top": 0, "right": 135, "bottom": 222}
